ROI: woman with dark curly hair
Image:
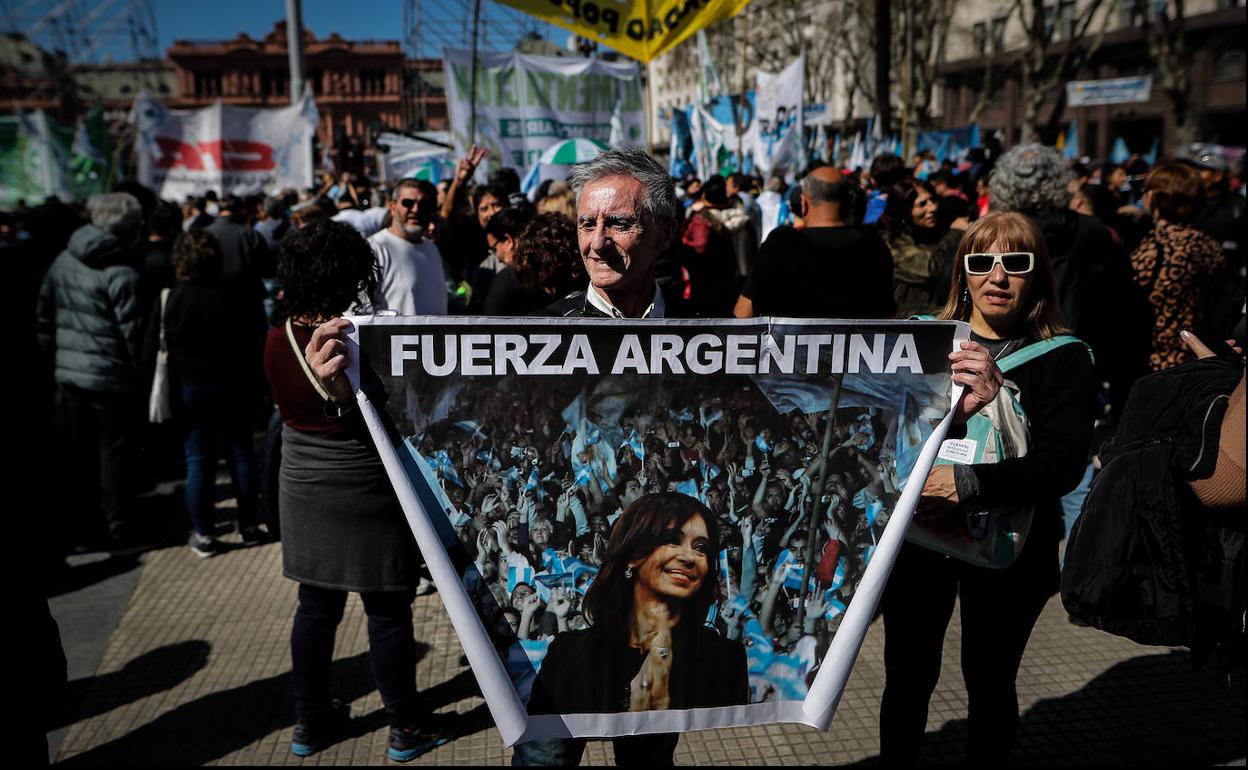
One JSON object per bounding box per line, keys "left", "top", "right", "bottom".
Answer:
{"left": 145, "top": 229, "right": 267, "bottom": 556}
{"left": 262, "top": 220, "right": 449, "bottom": 761}
{"left": 508, "top": 211, "right": 587, "bottom": 308}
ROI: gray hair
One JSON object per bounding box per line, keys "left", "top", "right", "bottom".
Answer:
{"left": 989, "top": 144, "right": 1073, "bottom": 213}
{"left": 88, "top": 193, "right": 143, "bottom": 239}
{"left": 568, "top": 147, "right": 679, "bottom": 229}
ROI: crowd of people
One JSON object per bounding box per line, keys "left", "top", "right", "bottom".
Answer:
{"left": 15, "top": 130, "right": 1244, "bottom": 766}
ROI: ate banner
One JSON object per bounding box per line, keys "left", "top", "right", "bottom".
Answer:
{"left": 128, "top": 90, "right": 318, "bottom": 199}
{"left": 347, "top": 316, "right": 966, "bottom": 743}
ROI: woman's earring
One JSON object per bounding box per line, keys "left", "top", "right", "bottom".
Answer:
{"left": 624, "top": 565, "right": 634, "bottom": 579}
{"left": 961, "top": 287, "right": 970, "bottom": 305}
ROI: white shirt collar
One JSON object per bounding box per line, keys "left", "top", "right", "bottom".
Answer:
{"left": 585, "top": 283, "right": 665, "bottom": 319}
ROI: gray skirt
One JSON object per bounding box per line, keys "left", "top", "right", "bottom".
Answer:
{"left": 279, "top": 424, "right": 418, "bottom": 592}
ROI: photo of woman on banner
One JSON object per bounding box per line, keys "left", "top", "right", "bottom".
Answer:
{"left": 526, "top": 492, "right": 748, "bottom": 716}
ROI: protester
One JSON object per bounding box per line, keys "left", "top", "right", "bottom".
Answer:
{"left": 1131, "top": 162, "right": 1227, "bottom": 371}
{"left": 880, "top": 212, "right": 1095, "bottom": 765}
{"left": 146, "top": 230, "right": 266, "bottom": 556}
{"left": 205, "top": 194, "right": 273, "bottom": 301}
{"left": 37, "top": 193, "right": 145, "bottom": 551}
{"left": 182, "top": 195, "right": 212, "bottom": 231}
{"left": 735, "top": 166, "right": 895, "bottom": 319}
{"left": 361, "top": 179, "right": 448, "bottom": 316}
{"left": 679, "top": 175, "right": 749, "bottom": 316}
{"left": 879, "top": 179, "right": 966, "bottom": 317}
{"left": 1181, "top": 145, "right": 1247, "bottom": 339}
{"left": 500, "top": 211, "right": 584, "bottom": 315}
{"left": 535, "top": 180, "right": 576, "bottom": 222}
{"left": 332, "top": 193, "right": 387, "bottom": 239}
{"left": 136, "top": 201, "right": 182, "bottom": 313}
{"left": 254, "top": 195, "right": 290, "bottom": 250}
{"left": 475, "top": 207, "right": 535, "bottom": 314}
{"left": 990, "top": 143, "right": 1145, "bottom": 421}
{"left": 266, "top": 220, "right": 451, "bottom": 762}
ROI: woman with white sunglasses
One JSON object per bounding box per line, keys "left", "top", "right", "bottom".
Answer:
{"left": 878, "top": 211, "right": 1098, "bottom": 765}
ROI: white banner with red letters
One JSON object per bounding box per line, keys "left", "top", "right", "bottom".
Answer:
{"left": 128, "top": 91, "right": 317, "bottom": 199}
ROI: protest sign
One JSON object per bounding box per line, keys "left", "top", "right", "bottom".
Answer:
{"left": 442, "top": 49, "right": 645, "bottom": 172}
{"left": 346, "top": 316, "right": 966, "bottom": 743}
{"left": 495, "top": 0, "right": 750, "bottom": 63}
{"left": 128, "top": 90, "right": 317, "bottom": 199}
{"left": 0, "top": 107, "right": 114, "bottom": 208}
{"left": 753, "top": 56, "right": 804, "bottom": 178}
{"left": 1065, "top": 76, "right": 1152, "bottom": 107}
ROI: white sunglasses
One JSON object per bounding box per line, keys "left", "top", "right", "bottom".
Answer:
{"left": 963, "top": 252, "right": 1035, "bottom": 275}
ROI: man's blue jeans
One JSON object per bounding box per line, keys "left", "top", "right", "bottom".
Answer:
{"left": 181, "top": 382, "right": 258, "bottom": 536}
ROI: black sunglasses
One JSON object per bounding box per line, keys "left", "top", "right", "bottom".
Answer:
{"left": 398, "top": 198, "right": 421, "bottom": 210}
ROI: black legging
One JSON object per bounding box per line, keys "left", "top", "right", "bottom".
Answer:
{"left": 879, "top": 535, "right": 1057, "bottom": 765}
{"left": 291, "top": 583, "right": 419, "bottom": 728}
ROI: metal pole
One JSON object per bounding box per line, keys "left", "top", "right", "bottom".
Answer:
{"left": 902, "top": 0, "right": 914, "bottom": 161}
{"left": 736, "top": 7, "right": 750, "bottom": 172}
{"left": 794, "top": 373, "right": 844, "bottom": 633}
{"left": 469, "top": 0, "right": 482, "bottom": 145}
{"left": 285, "top": 0, "right": 305, "bottom": 103}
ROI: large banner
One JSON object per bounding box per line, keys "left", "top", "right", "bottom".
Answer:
{"left": 128, "top": 91, "right": 317, "bottom": 200}
{"left": 495, "top": 0, "right": 751, "bottom": 63}
{"left": 346, "top": 316, "right": 966, "bottom": 743}
{"left": 442, "top": 49, "right": 645, "bottom": 172}
{"left": 753, "top": 56, "right": 804, "bottom": 178}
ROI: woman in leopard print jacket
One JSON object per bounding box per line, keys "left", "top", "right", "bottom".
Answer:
{"left": 1131, "top": 162, "right": 1226, "bottom": 372}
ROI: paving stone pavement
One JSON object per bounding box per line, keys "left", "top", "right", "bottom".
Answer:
{"left": 54, "top": 538, "right": 1245, "bottom": 766}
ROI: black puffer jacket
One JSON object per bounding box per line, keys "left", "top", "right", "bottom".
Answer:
{"left": 1062, "top": 356, "right": 1245, "bottom": 667}
{"left": 36, "top": 224, "right": 143, "bottom": 395}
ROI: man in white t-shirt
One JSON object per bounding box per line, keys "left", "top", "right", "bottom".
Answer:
{"left": 362, "top": 179, "right": 448, "bottom": 315}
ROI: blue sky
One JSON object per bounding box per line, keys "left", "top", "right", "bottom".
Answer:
{"left": 156, "top": 0, "right": 403, "bottom": 49}
{"left": 154, "top": 0, "right": 561, "bottom": 57}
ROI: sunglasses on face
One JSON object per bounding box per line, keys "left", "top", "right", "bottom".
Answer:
{"left": 397, "top": 198, "right": 420, "bottom": 210}
{"left": 964, "top": 251, "right": 1035, "bottom": 275}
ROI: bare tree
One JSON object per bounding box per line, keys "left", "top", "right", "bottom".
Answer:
{"left": 1136, "top": 0, "right": 1196, "bottom": 147}
{"left": 1010, "top": 0, "right": 1112, "bottom": 143}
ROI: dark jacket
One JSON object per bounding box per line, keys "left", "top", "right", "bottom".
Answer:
{"left": 526, "top": 623, "right": 749, "bottom": 715}
{"left": 1062, "top": 356, "right": 1245, "bottom": 667}
{"left": 143, "top": 281, "right": 267, "bottom": 391}
{"left": 36, "top": 224, "right": 143, "bottom": 395}
{"left": 1028, "top": 206, "right": 1150, "bottom": 421}
{"left": 206, "top": 217, "right": 273, "bottom": 291}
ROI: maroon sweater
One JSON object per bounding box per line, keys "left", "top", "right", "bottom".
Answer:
{"left": 263, "top": 323, "right": 345, "bottom": 435}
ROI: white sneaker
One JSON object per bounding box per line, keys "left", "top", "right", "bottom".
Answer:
{"left": 189, "top": 533, "right": 219, "bottom": 559}
{"left": 415, "top": 577, "right": 436, "bottom": 596}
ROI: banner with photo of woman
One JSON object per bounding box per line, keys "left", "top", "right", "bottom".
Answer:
{"left": 346, "top": 316, "right": 967, "bottom": 744}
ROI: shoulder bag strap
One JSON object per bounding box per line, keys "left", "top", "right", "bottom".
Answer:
{"left": 285, "top": 317, "right": 334, "bottom": 402}
{"left": 997, "top": 335, "right": 1092, "bottom": 373}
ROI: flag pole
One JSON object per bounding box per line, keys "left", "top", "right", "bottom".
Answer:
{"left": 469, "top": 0, "right": 482, "bottom": 146}
{"left": 794, "top": 373, "right": 843, "bottom": 632}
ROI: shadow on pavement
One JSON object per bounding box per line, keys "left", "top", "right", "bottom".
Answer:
{"left": 51, "top": 641, "right": 212, "bottom": 730}
{"left": 57, "top": 640, "right": 494, "bottom": 765}
{"left": 48, "top": 555, "right": 144, "bottom": 599}
{"left": 860, "top": 650, "right": 1246, "bottom": 766}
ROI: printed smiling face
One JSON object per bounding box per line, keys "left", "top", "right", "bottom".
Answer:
{"left": 633, "top": 513, "right": 711, "bottom": 603}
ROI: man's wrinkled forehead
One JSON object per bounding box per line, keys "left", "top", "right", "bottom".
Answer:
{"left": 576, "top": 175, "right": 646, "bottom": 219}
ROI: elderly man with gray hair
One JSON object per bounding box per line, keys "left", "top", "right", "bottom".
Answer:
{"left": 541, "top": 146, "right": 680, "bottom": 319}
{"left": 37, "top": 192, "right": 146, "bottom": 551}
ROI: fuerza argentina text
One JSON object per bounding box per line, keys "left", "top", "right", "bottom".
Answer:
{"left": 388, "top": 332, "right": 923, "bottom": 377}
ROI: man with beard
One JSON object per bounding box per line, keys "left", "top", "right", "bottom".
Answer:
{"left": 363, "top": 179, "right": 447, "bottom": 315}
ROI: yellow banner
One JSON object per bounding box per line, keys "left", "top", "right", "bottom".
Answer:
{"left": 495, "top": 0, "right": 752, "bottom": 63}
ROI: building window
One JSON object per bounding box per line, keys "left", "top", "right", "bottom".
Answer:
{"left": 1212, "top": 47, "right": 1244, "bottom": 80}
{"left": 991, "top": 16, "right": 1007, "bottom": 52}
{"left": 194, "top": 70, "right": 222, "bottom": 98}
{"left": 972, "top": 21, "right": 988, "bottom": 54}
